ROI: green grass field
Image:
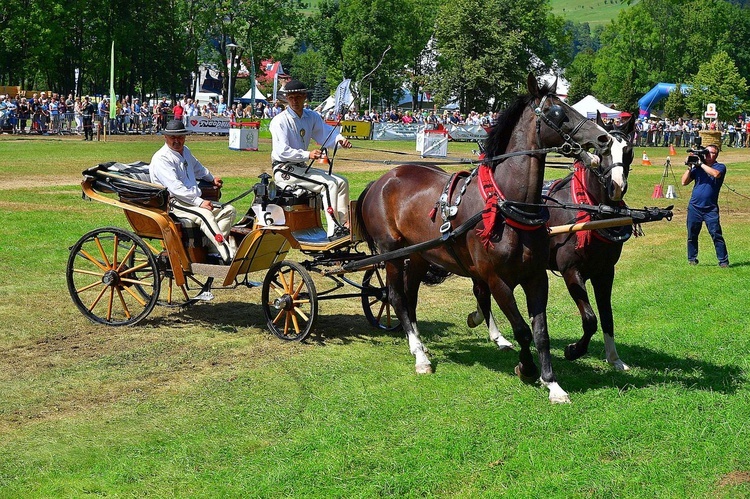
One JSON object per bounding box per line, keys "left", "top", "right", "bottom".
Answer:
{"left": 551, "top": 0, "right": 634, "bottom": 26}
{"left": 1, "top": 134, "right": 749, "bottom": 496}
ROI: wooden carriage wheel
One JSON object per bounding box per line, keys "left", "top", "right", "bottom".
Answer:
{"left": 262, "top": 261, "right": 318, "bottom": 341}
{"left": 361, "top": 267, "right": 402, "bottom": 332}
{"left": 66, "top": 227, "right": 160, "bottom": 326}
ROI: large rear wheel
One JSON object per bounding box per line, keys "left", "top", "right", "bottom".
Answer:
{"left": 67, "top": 227, "right": 160, "bottom": 326}
{"left": 262, "top": 261, "right": 317, "bottom": 341}
{"left": 361, "top": 267, "right": 402, "bottom": 332}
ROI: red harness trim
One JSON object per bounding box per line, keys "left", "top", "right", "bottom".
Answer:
{"left": 476, "top": 164, "right": 543, "bottom": 249}
{"left": 571, "top": 160, "right": 617, "bottom": 248}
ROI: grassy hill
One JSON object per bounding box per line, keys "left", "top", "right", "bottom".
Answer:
{"left": 549, "top": 0, "right": 635, "bottom": 26}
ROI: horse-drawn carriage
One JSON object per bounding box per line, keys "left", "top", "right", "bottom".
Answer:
{"left": 66, "top": 161, "right": 398, "bottom": 341}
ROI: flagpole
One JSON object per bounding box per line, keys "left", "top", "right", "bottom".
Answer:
{"left": 108, "top": 40, "right": 116, "bottom": 142}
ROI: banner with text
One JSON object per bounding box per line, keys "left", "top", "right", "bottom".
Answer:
{"left": 186, "top": 116, "right": 231, "bottom": 134}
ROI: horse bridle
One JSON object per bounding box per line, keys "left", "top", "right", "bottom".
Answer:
{"left": 533, "top": 94, "right": 589, "bottom": 158}
{"left": 588, "top": 129, "right": 632, "bottom": 189}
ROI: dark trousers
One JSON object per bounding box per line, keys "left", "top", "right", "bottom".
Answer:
{"left": 687, "top": 204, "right": 728, "bottom": 264}
{"left": 82, "top": 116, "right": 93, "bottom": 140}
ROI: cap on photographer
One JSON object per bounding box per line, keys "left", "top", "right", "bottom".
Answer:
{"left": 681, "top": 143, "right": 729, "bottom": 267}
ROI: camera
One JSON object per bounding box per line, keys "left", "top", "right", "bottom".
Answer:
{"left": 685, "top": 138, "right": 708, "bottom": 166}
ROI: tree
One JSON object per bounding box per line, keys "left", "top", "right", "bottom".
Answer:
{"left": 686, "top": 51, "right": 748, "bottom": 121}
{"left": 663, "top": 83, "right": 688, "bottom": 119}
{"left": 431, "top": 0, "right": 568, "bottom": 113}
{"left": 566, "top": 49, "right": 596, "bottom": 104}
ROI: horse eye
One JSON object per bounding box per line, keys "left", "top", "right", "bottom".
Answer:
{"left": 545, "top": 105, "right": 566, "bottom": 127}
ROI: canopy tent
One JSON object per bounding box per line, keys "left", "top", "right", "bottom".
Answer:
{"left": 572, "top": 95, "right": 622, "bottom": 120}
{"left": 237, "top": 80, "right": 267, "bottom": 104}
{"left": 194, "top": 91, "right": 220, "bottom": 105}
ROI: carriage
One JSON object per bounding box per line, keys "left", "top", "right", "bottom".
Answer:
{"left": 66, "top": 160, "right": 399, "bottom": 341}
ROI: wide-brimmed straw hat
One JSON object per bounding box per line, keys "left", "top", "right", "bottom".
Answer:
{"left": 163, "top": 119, "right": 189, "bottom": 136}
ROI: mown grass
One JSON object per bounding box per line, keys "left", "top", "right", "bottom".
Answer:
{"left": 1, "top": 134, "right": 750, "bottom": 497}
{"left": 549, "top": 0, "right": 634, "bottom": 26}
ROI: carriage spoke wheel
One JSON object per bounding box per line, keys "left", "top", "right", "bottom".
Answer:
{"left": 66, "top": 227, "right": 160, "bottom": 326}
{"left": 262, "top": 261, "right": 317, "bottom": 341}
{"left": 361, "top": 267, "right": 402, "bottom": 332}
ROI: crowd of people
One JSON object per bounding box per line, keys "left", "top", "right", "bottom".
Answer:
{"left": 0, "top": 89, "right": 505, "bottom": 136}
{"left": 635, "top": 117, "right": 750, "bottom": 148}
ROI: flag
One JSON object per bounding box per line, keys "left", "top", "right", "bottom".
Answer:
{"left": 334, "top": 79, "right": 352, "bottom": 116}
{"left": 270, "top": 62, "right": 284, "bottom": 103}
{"left": 109, "top": 41, "right": 116, "bottom": 119}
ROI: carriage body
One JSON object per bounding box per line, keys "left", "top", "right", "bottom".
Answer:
{"left": 67, "top": 162, "right": 395, "bottom": 339}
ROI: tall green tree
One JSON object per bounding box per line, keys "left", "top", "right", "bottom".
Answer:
{"left": 663, "top": 83, "right": 688, "bottom": 119}
{"left": 566, "top": 49, "right": 596, "bottom": 104}
{"left": 686, "top": 51, "right": 748, "bottom": 121}
{"left": 431, "top": 0, "right": 568, "bottom": 113}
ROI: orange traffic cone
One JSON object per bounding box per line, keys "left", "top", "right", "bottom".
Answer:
{"left": 669, "top": 144, "right": 676, "bottom": 156}
{"left": 641, "top": 151, "right": 652, "bottom": 166}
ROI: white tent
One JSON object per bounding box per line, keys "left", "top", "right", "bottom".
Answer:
{"left": 194, "top": 91, "right": 220, "bottom": 106}
{"left": 238, "top": 80, "right": 267, "bottom": 103}
{"left": 572, "top": 95, "right": 622, "bottom": 120}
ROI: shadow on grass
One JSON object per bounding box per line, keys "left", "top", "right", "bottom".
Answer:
{"left": 442, "top": 335, "right": 744, "bottom": 396}
{"left": 148, "top": 302, "right": 744, "bottom": 396}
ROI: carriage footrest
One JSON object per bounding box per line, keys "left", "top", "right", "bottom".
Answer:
{"left": 190, "top": 263, "right": 231, "bottom": 280}
{"left": 291, "top": 227, "right": 330, "bottom": 245}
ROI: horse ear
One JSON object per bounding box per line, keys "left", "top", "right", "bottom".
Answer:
{"left": 620, "top": 112, "right": 635, "bottom": 134}
{"left": 527, "top": 73, "right": 540, "bottom": 96}
{"left": 596, "top": 111, "right": 605, "bottom": 128}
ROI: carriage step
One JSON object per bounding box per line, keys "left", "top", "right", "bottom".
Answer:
{"left": 190, "top": 263, "right": 231, "bottom": 280}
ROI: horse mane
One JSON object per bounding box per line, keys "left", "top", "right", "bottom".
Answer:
{"left": 483, "top": 80, "right": 555, "bottom": 160}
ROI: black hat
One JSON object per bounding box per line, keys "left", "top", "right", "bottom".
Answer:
{"left": 163, "top": 119, "right": 189, "bottom": 136}
{"left": 281, "top": 80, "right": 308, "bottom": 95}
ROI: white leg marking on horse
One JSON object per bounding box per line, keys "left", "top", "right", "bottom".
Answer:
{"left": 540, "top": 380, "right": 571, "bottom": 404}
{"left": 407, "top": 326, "right": 432, "bottom": 374}
{"left": 487, "top": 310, "right": 514, "bottom": 351}
{"left": 604, "top": 334, "right": 630, "bottom": 371}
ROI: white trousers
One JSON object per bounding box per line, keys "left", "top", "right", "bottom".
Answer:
{"left": 170, "top": 199, "right": 237, "bottom": 262}
{"left": 273, "top": 163, "right": 349, "bottom": 236}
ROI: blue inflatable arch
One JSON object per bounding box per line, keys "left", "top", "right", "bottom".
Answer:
{"left": 638, "top": 83, "right": 690, "bottom": 117}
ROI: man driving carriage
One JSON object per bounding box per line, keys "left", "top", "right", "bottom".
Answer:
{"left": 150, "top": 119, "right": 237, "bottom": 263}
{"left": 269, "top": 79, "right": 353, "bottom": 240}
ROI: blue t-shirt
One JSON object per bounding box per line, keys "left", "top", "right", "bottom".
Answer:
{"left": 689, "top": 161, "right": 726, "bottom": 209}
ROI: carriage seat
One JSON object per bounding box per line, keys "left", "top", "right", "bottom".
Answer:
{"left": 273, "top": 185, "right": 317, "bottom": 207}
{"left": 105, "top": 161, "right": 152, "bottom": 182}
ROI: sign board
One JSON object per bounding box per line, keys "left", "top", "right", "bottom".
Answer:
{"left": 186, "top": 116, "right": 231, "bottom": 134}
{"left": 324, "top": 120, "right": 372, "bottom": 139}
{"left": 704, "top": 103, "right": 717, "bottom": 119}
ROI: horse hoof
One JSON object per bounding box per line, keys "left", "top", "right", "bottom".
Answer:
{"left": 564, "top": 343, "right": 584, "bottom": 361}
{"left": 416, "top": 363, "right": 433, "bottom": 374}
{"left": 495, "top": 340, "right": 514, "bottom": 351}
{"left": 610, "top": 359, "right": 631, "bottom": 371}
{"left": 466, "top": 313, "right": 479, "bottom": 329}
{"left": 549, "top": 393, "right": 571, "bottom": 404}
{"left": 514, "top": 364, "right": 538, "bottom": 384}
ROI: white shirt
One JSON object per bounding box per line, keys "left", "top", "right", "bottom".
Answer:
{"left": 270, "top": 107, "right": 345, "bottom": 163}
{"left": 149, "top": 143, "right": 213, "bottom": 206}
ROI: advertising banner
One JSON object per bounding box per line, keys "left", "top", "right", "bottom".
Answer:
{"left": 186, "top": 116, "right": 231, "bottom": 134}
{"left": 372, "top": 123, "right": 424, "bottom": 141}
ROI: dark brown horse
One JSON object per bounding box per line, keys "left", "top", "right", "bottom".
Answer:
{"left": 354, "top": 74, "right": 612, "bottom": 403}
{"left": 469, "top": 114, "right": 635, "bottom": 371}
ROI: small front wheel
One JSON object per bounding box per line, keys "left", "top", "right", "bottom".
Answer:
{"left": 361, "top": 267, "right": 402, "bottom": 332}
{"left": 262, "top": 261, "right": 317, "bottom": 341}
{"left": 67, "top": 227, "right": 160, "bottom": 326}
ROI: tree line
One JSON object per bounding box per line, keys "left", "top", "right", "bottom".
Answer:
{"left": 1, "top": 0, "right": 748, "bottom": 118}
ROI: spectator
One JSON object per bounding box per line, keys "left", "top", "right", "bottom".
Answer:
{"left": 81, "top": 96, "right": 95, "bottom": 141}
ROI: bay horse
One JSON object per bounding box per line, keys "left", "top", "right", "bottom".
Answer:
{"left": 354, "top": 74, "right": 612, "bottom": 403}
{"left": 468, "top": 113, "right": 635, "bottom": 370}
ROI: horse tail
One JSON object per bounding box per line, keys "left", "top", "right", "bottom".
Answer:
{"left": 355, "top": 182, "right": 377, "bottom": 254}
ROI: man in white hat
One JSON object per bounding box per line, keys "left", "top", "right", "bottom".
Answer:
{"left": 270, "top": 79, "right": 352, "bottom": 240}
{"left": 150, "top": 119, "right": 237, "bottom": 263}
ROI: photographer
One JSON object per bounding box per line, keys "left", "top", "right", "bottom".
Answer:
{"left": 681, "top": 144, "right": 729, "bottom": 267}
